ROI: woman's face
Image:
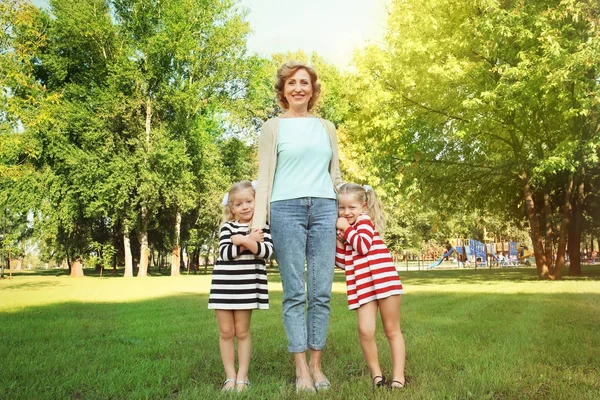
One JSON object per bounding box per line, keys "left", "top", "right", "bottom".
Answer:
{"left": 283, "top": 68, "right": 313, "bottom": 111}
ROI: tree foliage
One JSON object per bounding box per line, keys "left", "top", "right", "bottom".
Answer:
{"left": 346, "top": 0, "right": 600, "bottom": 278}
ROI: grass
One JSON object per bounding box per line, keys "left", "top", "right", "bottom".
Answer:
{"left": 1, "top": 266, "right": 599, "bottom": 399}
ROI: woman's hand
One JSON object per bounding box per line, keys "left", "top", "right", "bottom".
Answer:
{"left": 248, "top": 228, "right": 264, "bottom": 243}
{"left": 336, "top": 217, "right": 350, "bottom": 232}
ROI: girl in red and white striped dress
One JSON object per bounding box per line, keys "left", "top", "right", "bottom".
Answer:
{"left": 335, "top": 183, "right": 406, "bottom": 390}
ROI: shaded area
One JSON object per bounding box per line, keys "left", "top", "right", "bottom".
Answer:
{"left": 0, "top": 280, "right": 65, "bottom": 291}
{"left": 1, "top": 290, "right": 599, "bottom": 399}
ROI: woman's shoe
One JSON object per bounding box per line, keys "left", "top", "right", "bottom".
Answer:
{"left": 235, "top": 379, "right": 250, "bottom": 392}
{"left": 372, "top": 375, "right": 387, "bottom": 390}
{"left": 221, "top": 378, "right": 236, "bottom": 392}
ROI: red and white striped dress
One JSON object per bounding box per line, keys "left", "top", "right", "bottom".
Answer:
{"left": 335, "top": 214, "right": 403, "bottom": 310}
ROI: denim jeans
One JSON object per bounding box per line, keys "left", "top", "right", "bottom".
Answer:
{"left": 270, "top": 197, "right": 337, "bottom": 353}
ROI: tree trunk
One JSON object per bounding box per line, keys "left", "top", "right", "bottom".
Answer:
{"left": 137, "top": 96, "right": 152, "bottom": 277}
{"left": 138, "top": 207, "right": 149, "bottom": 277}
{"left": 543, "top": 190, "right": 554, "bottom": 272}
{"left": 552, "top": 175, "right": 573, "bottom": 280}
{"left": 70, "top": 259, "right": 84, "bottom": 277}
{"left": 124, "top": 222, "right": 133, "bottom": 277}
{"left": 171, "top": 210, "right": 181, "bottom": 276}
{"left": 521, "top": 173, "right": 549, "bottom": 278}
{"left": 568, "top": 176, "right": 585, "bottom": 276}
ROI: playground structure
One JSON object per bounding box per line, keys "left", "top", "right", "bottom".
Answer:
{"left": 425, "top": 239, "right": 530, "bottom": 269}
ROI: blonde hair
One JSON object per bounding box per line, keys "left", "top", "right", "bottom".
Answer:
{"left": 222, "top": 180, "right": 255, "bottom": 222}
{"left": 274, "top": 61, "right": 321, "bottom": 111}
{"left": 338, "top": 183, "right": 386, "bottom": 234}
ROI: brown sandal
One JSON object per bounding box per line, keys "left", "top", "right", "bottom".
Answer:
{"left": 372, "top": 375, "right": 386, "bottom": 390}
{"left": 390, "top": 379, "right": 406, "bottom": 389}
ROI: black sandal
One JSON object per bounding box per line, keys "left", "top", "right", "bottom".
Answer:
{"left": 372, "top": 375, "right": 386, "bottom": 390}
{"left": 390, "top": 379, "right": 406, "bottom": 389}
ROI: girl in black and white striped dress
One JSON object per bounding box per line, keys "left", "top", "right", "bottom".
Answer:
{"left": 208, "top": 180, "right": 273, "bottom": 392}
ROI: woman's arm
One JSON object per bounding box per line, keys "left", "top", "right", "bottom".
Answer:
{"left": 254, "top": 226, "right": 274, "bottom": 260}
{"left": 251, "top": 120, "right": 275, "bottom": 230}
{"left": 325, "top": 120, "right": 343, "bottom": 189}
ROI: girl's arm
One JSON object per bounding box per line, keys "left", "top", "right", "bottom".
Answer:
{"left": 219, "top": 224, "right": 242, "bottom": 261}
{"left": 335, "top": 242, "right": 346, "bottom": 270}
{"left": 343, "top": 217, "right": 375, "bottom": 256}
{"left": 254, "top": 226, "right": 274, "bottom": 259}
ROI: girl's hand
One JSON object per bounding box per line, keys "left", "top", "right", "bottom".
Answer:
{"left": 336, "top": 217, "right": 350, "bottom": 231}
{"left": 248, "top": 228, "right": 264, "bottom": 243}
{"left": 231, "top": 234, "right": 244, "bottom": 246}
{"left": 336, "top": 237, "right": 344, "bottom": 249}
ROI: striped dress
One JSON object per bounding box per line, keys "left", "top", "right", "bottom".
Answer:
{"left": 335, "top": 214, "right": 403, "bottom": 310}
{"left": 208, "top": 222, "right": 273, "bottom": 310}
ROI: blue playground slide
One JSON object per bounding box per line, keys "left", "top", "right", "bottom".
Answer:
{"left": 428, "top": 248, "right": 455, "bottom": 269}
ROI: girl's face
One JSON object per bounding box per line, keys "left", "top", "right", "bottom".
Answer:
{"left": 231, "top": 189, "right": 255, "bottom": 224}
{"left": 338, "top": 194, "right": 366, "bottom": 225}
{"left": 283, "top": 68, "right": 313, "bottom": 111}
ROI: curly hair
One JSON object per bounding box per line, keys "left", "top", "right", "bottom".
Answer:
{"left": 274, "top": 61, "right": 321, "bottom": 111}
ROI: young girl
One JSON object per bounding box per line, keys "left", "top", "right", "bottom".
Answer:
{"left": 335, "top": 183, "right": 406, "bottom": 389}
{"left": 208, "top": 180, "right": 273, "bottom": 392}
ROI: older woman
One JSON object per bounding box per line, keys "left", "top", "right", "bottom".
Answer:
{"left": 251, "top": 61, "right": 342, "bottom": 392}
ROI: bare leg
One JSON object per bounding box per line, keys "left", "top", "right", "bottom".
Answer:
{"left": 233, "top": 310, "right": 253, "bottom": 391}
{"left": 309, "top": 348, "right": 330, "bottom": 387}
{"left": 215, "top": 310, "right": 236, "bottom": 390}
{"left": 357, "top": 301, "right": 383, "bottom": 382}
{"left": 379, "top": 295, "right": 406, "bottom": 387}
{"left": 294, "top": 352, "right": 315, "bottom": 390}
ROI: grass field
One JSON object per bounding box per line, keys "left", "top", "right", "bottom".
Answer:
{"left": 1, "top": 266, "right": 599, "bottom": 399}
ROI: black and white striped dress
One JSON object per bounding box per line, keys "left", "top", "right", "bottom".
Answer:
{"left": 208, "top": 222, "right": 273, "bottom": 310}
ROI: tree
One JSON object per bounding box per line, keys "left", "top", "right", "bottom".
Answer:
{"left": 346, "top": 0, "right": 600, "bottom": 279}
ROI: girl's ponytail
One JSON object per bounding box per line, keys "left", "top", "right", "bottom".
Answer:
{"left": 365, "top": 188, "right": 386, "bottom": 235}
{"left": 338, "top": 183, "right": 387, "bottom": 234}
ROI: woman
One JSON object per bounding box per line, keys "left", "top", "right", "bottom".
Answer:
{"left": 252, "top": 61, "right": 342, "bottom": 392}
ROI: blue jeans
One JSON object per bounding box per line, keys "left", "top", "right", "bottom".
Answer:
{"left": 270, "top": 197, "right": 337, "bottom": 353}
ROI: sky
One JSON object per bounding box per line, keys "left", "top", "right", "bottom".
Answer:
{"left": 32, "top": 0, "right": 389, "bottom": 70}
{"left": 237, "top": 0, "right": 389, "bottom": 69}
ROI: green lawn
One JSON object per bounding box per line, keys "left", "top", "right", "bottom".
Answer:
{"left": 1, "top": 266, "right": 599, "bottom": 399}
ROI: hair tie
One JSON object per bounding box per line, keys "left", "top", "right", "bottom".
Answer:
{"left": 251, "top": 180, "right": 258, "bottom": 190}
{"left": 363, "top": 184, "right": 373, "bottom": 192}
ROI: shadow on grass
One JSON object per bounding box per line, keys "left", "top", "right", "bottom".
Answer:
{"left": 0, "top": 280, "right": 65, "bottom": 290}
{"left": 1, "top": 290, "right": 599, "bottom": 399}
{"left": 388, "top": 265, "right": 600, "bottom": 286}
{"left": 5, "top": 267, "right": 215, "bottom": 279}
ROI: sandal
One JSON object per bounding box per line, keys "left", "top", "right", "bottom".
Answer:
{"left": 390, "top": 379, "right": 406, "bottom": 389}
{"left": 235, "top": 379, "right": 250, "bottom": 392}
{"left": 221, "top": 378, "right": 236, "bottom": 392}
{"left": 372, "top": 375, "right": 387, "bottom": 390}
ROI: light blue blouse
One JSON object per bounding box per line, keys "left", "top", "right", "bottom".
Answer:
{"left": 270, "top": 118, "right": 336, "bottom": 202}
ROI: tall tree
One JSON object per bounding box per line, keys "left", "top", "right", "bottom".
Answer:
{"left": 347, "top": 0, "right": 600, "bottom": 279}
